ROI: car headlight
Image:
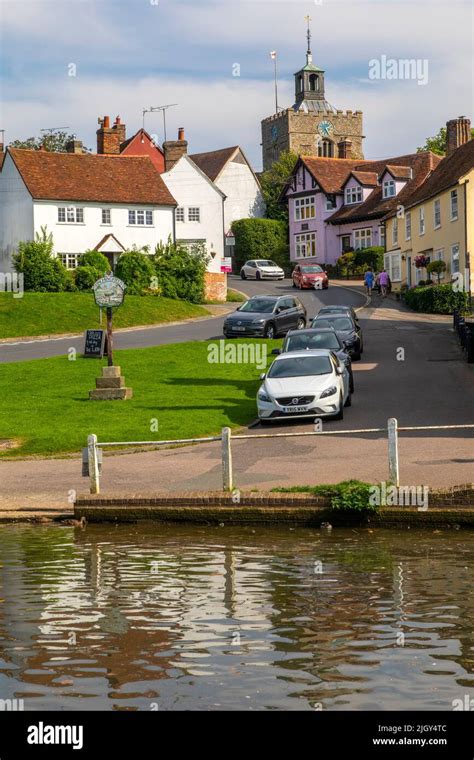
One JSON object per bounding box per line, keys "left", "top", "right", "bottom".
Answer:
{"left": 320, "top": 385, "right": 337, "bottom": 399}
{"left": 252, "top": 318, "right": 266, "bottom": 324}
{"left": 258, "top": 388, "right": 271, "bottom": 403}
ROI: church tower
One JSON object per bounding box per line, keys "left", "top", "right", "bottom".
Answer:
{"left": 261, "top": 20, "right": 364, "bottom": 169}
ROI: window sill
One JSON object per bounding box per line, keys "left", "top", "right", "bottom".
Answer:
{"left": 100, "top": 223, "right": 112, "bottom": 227}
{"left": 127, "top": 225, "right": 155, "bottom": 228}
{"left": 57, "top": 222, "right": 86, "bottom": 226}
{"left": 434, "top": 225, "right": 441, "bottom": 230}
{"left": 451, "top": 216, "right": 458, "bottom": 222}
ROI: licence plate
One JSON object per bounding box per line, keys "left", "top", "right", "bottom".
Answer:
{"left": 282, "top": 406, "right": 309, "bottom": 413}
{"left": 232, "top": 326, "right": 246, "bottom": 332}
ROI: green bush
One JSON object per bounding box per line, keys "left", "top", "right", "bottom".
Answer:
{"left": 79, "top": 250, "right": 110, "bottom": 275}
{"left": 403, "top": 283, "right": 470, "bottom": 314}
{"left": 75, "top": 265, "right": 102, "bottom": 291}
{"left": 353, "top": 247, "right": 385, "bottom": 272}
{"left": 13, "top": 237, "right": 70, "bottom": 292}
{"left": 231, "top": 217, "right": 290, "bottom": 273}
{"left": 272, "top": 480, "right": 377, "bottom": 512}
{"left": 152, "top": 238, "right": 208, "bottom": 303}
{"left": 115, "top": 248, "right": 155, "bottom": 296}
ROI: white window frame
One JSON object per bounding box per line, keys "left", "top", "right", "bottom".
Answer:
{"left": 294, "top": 196, "right": 316, "bottom": 221}
{"left": 405, "top": 211, "right": 411, "bottom": 241}
{"left": 384, "top": 251, "right": 402, "bottom": 282}
{"left": 433, "top": 199, "right": 441, "bottom": 229}
{"left": 101, "top": 208, "right": 111, "bottom": 225}
{"left": 128, "top": 209, "right": 154, "bottom": 226}
{"left": 383, "top": 179, "right": 396, "bottom": 198}
{"left": 325, "top": 195, "right": 337, "bottom": 212}
{"left": 379, "top": 225, "right": 385, "bottom": 248}
{"left": 295, "top": 232, "right": 316, "bottom": 258}
{"left": 345, "top": 186, "right": 363, "bottom": 205}
{"left": 419, "top": 206, "right": 425, "bottom": 235}
{"left": 188, "top": 207, "right": 201, "bottom": 223}
{"left": 58, "top": 206, "right": 84, "bottom": 224}
{"left": 176, "top": 207, "right": 185, "bottom": 222}
{"left": 353, "top": 228, "right": 372, "bottom": 250}
{"left": 451, "top": 243, "right": 460, "bottom": 274}
{"left": 450, "top": 189, "right": 458, "bottom": 221}
{"left": 392, "top": 219, "right": 398, "bottom": 246}
{"left": 59, "top": 253, "right": 80, "bottom": 270}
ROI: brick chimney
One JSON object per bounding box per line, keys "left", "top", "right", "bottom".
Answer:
{"left": 163, "top": 128, "right": 188, "bottom": 171}
{"left": 338, "top": 138, "right": 352, "bottom": 159}
{"left": 446, "top": 116, "right": 471, "bottom": 157}
{"left": 113, "top": 115, "right": 126, "bottom": 145}
{"left": 97, "top": 115, "right": 120, "bottom": 155}
{"left": 66, "top": 139, "right": 83, "bottom": 154}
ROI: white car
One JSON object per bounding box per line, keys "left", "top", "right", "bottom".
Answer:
{"left": 240, "top": 259, "right": 285, "bottom": 280}
{"left": 257, "top": 349, "right": 351, "bottom": 422}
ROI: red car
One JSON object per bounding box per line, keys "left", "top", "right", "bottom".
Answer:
{"left": 292, "top": 263, "right": 329, "bottom": 289}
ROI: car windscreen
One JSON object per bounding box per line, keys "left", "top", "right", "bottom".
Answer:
{"left": 239, "top": 299, "right": 276, "bottom": 313}
{"left": 320, "top": 306, "right": 349, "bottom": 314}
{"left": 286, "top": 333, "right": 339, "bottom": 351}
{"left": 256, "top": 260, "right": 278, "bottom": 267}
{"left": 268, "top": 355, "right": 332, "bottom": 378}
{"left": 313, "top": 317, "right": 354, "bottom": 331}
{"left": 300, "top": 265, "right": 323, "bottom": 273}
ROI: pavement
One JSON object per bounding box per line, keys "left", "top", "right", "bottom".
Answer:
{"left": 0, "top": 277, "right": 473, "bottom": 518}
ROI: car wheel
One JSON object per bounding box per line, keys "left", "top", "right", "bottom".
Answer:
{"left": 240, "top": 270, "right": 246, "bottom": 280}
{"left": 264, "top": 323, "right": 276, "bottom": 339}
{"left": 256, "top": 271, "right": 261, "bottom": 281}
{"left": 296, "top": 318, "right": 305, "bottom": 330}
{"left": 344, "top": 392, "right": 352, "bottom": 407}
{"left": 333, "top": 393, "right": 344, "bottom": 420}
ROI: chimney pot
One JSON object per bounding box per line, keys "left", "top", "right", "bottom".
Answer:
{"left": 178, "top": 127, "right": 185, "bottom": 141}
{"left": 163, "top": 130, "right": 188, "bottom": 171}
{"left": 103, "top": 115, "right": 110, "bottom": 128}
{"left": 115, "top": 115, "right": 121, "bottom": 124}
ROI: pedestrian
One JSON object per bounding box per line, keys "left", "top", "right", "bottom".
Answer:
{"left": 364, "top": 267, "right": 375, "bottom": 296}
{"left": 374, "top": 271, "right": 381, "bottom": 294}
{"left": 379, "top": 269, "right": 390, "bottom": 298}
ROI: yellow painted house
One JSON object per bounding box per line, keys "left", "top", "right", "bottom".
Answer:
{"left": 384, "top": 120, "right": 474, "bottom": 294}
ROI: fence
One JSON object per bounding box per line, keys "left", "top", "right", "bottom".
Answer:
{"left": 453, "top": 309, "right": 474, "bottom": 363}
{"left": 85, "top": 420, "right": 474, "bottom": 495}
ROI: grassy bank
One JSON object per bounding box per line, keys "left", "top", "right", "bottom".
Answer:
{"left": 0, "top": 340, "right": 277, "bottom": 457}
{"left": 0, "top": 292, "right": 209, "bottom": 339}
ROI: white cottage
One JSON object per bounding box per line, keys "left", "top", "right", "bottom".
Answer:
{"left": 0, "top": 147, "right": 176, "bottom": 272}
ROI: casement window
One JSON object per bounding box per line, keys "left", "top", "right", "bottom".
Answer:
{"left": 345, "top": 186, "right": 362, "bottom": 205}
{"left": 59, "top": 253, "right": 80, "bottom": 270}
{"left": 419, "top": 206, "right": 425, "bottom": 235}
{"left": 383, "top": 179, "right": 396, "bottom": 198}
{"left": 451, "top": 243, "right": 460, "bottom": 274}
{"left": 176, "top": 207, "right": 185, "bottom": 222}
{"left": 353, "top": 228, "right": 372, "bottom": 249}
{"left": 392, "top": 219, "right": 398, "bottom": 246}
{"left": 101, "top": 209, "right": 111, "bottom": 225}
{"left": 450, "top": 190, "right": 458, "bottom": 221}
{"left": 341, "top": 235, "right": 351, "bottom": 253}
{"left": 325, "top": 194, "right": 337, "bottom": 211}
{"left": 58, "top": 206, "right": 84, "bottom": 224}
{"left": 434, "top": 199, "right": 441, "bottom": 228}
{"left": 188, "top": 207, "right": 201, "bottom": 222}
{"left": 128, "top": 209, "right": 153, "bottom": 225}
{"left": 384, "top": 252, "right": 402, "bottom": 282}
{"left": 295, "top": 232, "right": 316, "bottom": 258}
{"left": 433, "top": 248, "right": 444, "bottom": 262}
{"left": 379, "top": 225, "right": 385, "bottom": 247}
{"left": 405, "top": 212, "right": 411, "bottom": 240}
{"left": 294, "top": 196, "right": 316, "bottom": 221}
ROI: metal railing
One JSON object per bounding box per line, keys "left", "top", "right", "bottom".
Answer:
{"left": 85, "top": 420, "right": 474, "bottom": 495}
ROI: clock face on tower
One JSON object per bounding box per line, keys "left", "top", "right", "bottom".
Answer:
{"left": 271, "top": 124, "right": 279, "bottom": 142}
{"left": 318, "top": 120, "right": 334, "bottom": 137}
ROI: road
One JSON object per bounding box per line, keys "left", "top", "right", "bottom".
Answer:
{"left": 0, "top": 276, "right": 363, "bottom": 363}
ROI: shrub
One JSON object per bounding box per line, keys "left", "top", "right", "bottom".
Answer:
{"left": 13, "top": 236, "right": 70, "bottom": 292}
{"left": 403, "top": 283, "right": 470, "bottom": 314}
{"left": 115, "top": 248, "right": 155, "bottom": 296}
{"left": 231, "top": 217, "right": 290, "bottom": 273}
{"left": 426, "top": 259, "right": 447, "bottom": 283}
{"left": 75, "top": 265, "right": 102, "bottom": 291}
{"left": 79, "top": 250, "right": 110, "bottom": 275}
{"left": 152, "top": 238, "right": 208, "bottom": 303}
{"left": 272, "top": 480, "right": 377, "bottom": 512}
{"left": 353, "top": 247, "right": 385, "bottom": 272}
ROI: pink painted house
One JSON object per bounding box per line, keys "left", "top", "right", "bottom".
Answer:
{"left": 284, "top": 152, "right": 441, "bottom": 266}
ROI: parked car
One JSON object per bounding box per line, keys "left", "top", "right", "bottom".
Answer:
{"left": 311, "top": 314, "right": 363, "bottom": 360}
{"left": 292, "top": 263, "right": 328, "bottom": 290}
{"left": 223, "top": 295, "right": 306, "bottom": 339}
{"left": 274, "top": 328, "right": 354, "bottom": 393}
{"left": 316, "top": 304, "right": 360, "bottom": 325}
{"left": 240, "top": 260, "right": 285, "bottom": 280}
{"left": 257, "top": 349, "right": 351, "bottom": 422}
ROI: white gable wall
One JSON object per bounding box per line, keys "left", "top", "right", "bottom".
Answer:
{"left": 0, "top": 153, "right": 34, "bottom": 272}
{"left": 216, "top": 156, "right": 266, "bottom": 233}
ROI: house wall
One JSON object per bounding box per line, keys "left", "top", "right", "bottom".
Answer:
{"left": 217, "top": 157, "right": 266, "bottom": 233}
{"left": 161, "top": 156, "right": 225, "bottom": 274}
{"left": 0, "top": 153, "right": 34, "bottom": 271}
{"left": 120, "top": 133, "right": 165, "bottom": 173}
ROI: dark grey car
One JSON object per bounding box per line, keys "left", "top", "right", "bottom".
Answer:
{"left": 316, "top": 304, "right": 360, "bottom": 326}
{"left": 223, "top": 295, "right": 306, "bottom": 339}
{"left": 273, "top": 327, "right": 354, "bottom": 393}
{"left": 310, "top": 314, "right": 363, "bottom": 360}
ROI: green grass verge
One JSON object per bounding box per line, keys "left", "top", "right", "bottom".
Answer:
{"left": 272, "top": 480, "right": 377, "bottom": 512}
{"left": 0, "top": 339, "right": 278, "bottom": 457}
{"left": 0, "top": 292, "right": 209, "bottom": 339}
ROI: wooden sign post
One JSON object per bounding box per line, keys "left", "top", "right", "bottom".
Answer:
{"left": 106, "top": 306, "right": 114, "bottom": 366}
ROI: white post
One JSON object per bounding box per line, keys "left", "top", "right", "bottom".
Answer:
{"left": 87, "top": 434, "right": 100, "bottom": 494}
{"left": 387, "top": 418, "right": 399, "bottom": 487}
{"left": 221, "top": 427, "right": 233, "bottom": 491}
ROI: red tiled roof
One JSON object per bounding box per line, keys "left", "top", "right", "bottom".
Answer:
{"left": 348, "top": 171, "right": 378, "bottom": 187}
{"left": 382, "top": 165, "right": 413, "bottom": 180}
{"left": 190, "top": 146, "right": 239, "bottom": 181}
{"left": 7, "top": 148, "right": 176, "bottom": 205}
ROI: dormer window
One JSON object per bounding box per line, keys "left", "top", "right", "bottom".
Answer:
{"left": 345, "top": 186, "right": 362, "bottom": 205}
{"left": 383, "top": 179, "right": 396, "bottom": 198}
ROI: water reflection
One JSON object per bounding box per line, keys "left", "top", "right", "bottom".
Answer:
{"left": 0, "top": 524, "right": 473, "bottom": 710}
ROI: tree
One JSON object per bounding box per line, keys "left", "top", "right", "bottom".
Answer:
{"left": 115, "top": 247, "right": 155, "bottom": 296}
{"left": 231, "top": 218, "right": 290, "bottom": 272}
{"left": 259, "top": 150, "right": 299, "bottom": 222}
{"left": 417, "top": 126, "right": 474, "bottom": 156}
{"left": 9, "top": 131, "right": 86, "bottom": 153}
{"left": 152, "top": 237, "right": 209, "bottom": 303}
{"left": 13, "top": 233, "right": 72, "bottom": 292}
{"left": 427, "top": 259, "right": 447, "bottom": 284}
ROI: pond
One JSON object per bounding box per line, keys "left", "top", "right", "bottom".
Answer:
{"left": 0, "top": 523, "right": 473, "bottom": 711}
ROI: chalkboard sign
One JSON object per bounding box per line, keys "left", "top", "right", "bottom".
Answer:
{"left": 84, "top": 329, "right": 106, "bottom": 358}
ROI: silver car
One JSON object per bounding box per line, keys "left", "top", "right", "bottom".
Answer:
{"left": 240, "top": 259, "right": 285, "bottom": 280}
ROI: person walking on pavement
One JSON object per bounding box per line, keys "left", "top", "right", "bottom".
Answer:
{"left": 364, "top": 267, "right": 375, "bottom": 296}
{"left": 379, "top": 269, "right": 390, "bottom": 298}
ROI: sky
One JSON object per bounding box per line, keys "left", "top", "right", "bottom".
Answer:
{"left": 0, "top": 0, "right": 472, "bottom": 170}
